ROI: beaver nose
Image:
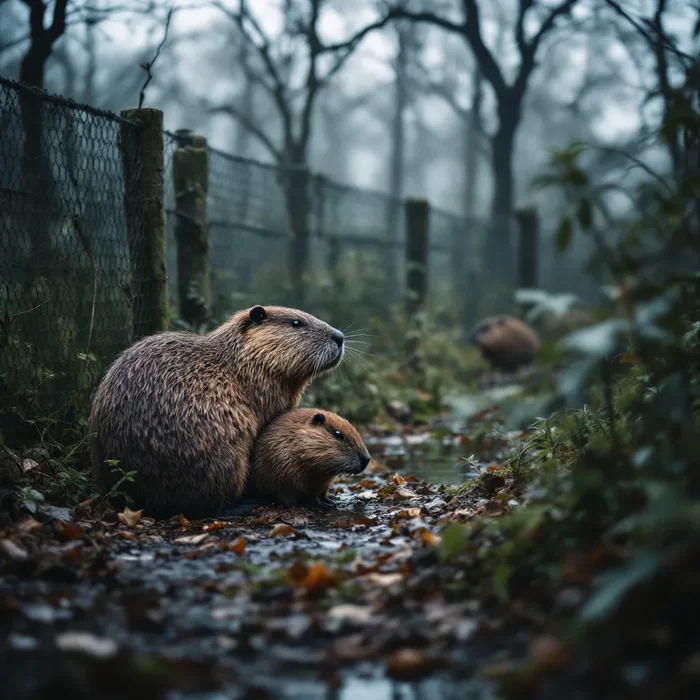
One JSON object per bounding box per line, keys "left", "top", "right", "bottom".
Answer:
{"left": 331, "top": 330, "right": 344, "bottom": 349}
{"left": 359, "top": 454, "right": 371, "bottom": 472}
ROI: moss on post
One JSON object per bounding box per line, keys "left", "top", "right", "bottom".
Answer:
{"left": 515, "top": 206, "right": 539, "bottom": 291}
{"left": 120, "top": 108, "right": 167, "bottom": 340}
{"left": 172, "top": 129, "right": 211, "bottom": 330}
{"left": 405, "top": 198, "right": 430, "bottom": 317}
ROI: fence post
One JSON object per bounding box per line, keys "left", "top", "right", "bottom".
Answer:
{"left": 172, "top": 128, "right": 211, "bottom": 330}
{"left": 515, "top": 206, "right": 539, "bottom": 290}
{"left": 120, "top": 108, "right": 167, "bottom": 340}
{"left": 405, "top": 198, "right": 430, "bottom": 317}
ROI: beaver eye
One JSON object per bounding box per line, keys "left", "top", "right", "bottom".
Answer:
{"left": 333, "top": 430, "right": 344, "bottom": 441}
{"left": 291, "top": 319, "right": 303, "bottom": 328}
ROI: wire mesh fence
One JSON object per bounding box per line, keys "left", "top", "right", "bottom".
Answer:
{"left": 1, "top": 77, "right": 482, "bottom": 431}
{"left": 0, "top": 76, "right": 155, "bottom": 430}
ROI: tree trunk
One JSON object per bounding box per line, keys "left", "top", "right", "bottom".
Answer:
{"left": 485, "top": 108, "right": 517, "bottom": 283}
{"left": 286, "top": 164, "right": 312, "bottom": 308}
{"left": 386, "top": 28, "right": 408, "bottom": 293}
{"left": 458, "top": 65, "right": 483, "bottom": 328}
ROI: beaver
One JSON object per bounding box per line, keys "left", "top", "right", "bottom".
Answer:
{"left": 90, "top": 305, "right": 345, "bottom": 518}
{"left": 469, "top": 315, "right": 540, "bottom": 372}
{"left": 246, "top": 408, "right": 371, "bottom": 508}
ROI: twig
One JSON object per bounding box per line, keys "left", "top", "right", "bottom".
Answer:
{"left": 138, "top": 8, "right": 173, "bottom": 109}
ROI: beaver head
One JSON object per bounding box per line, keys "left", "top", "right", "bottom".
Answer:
{"left": 209, "top": 304, "right": 344, "bottom": 382}
{"left": 468, "top": 315, "right": 539, "bottom": 372}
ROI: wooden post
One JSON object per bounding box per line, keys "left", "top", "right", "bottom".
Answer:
{"left": 172, "top": 128, "right": 211, "bottom": 330}
{"left": 405, "top": 198, "right": 430, "bottom": 317}
{"left": 120, "top": 108, "right": 167, "bottom": 340}
{"left": 515, "top": 206, "right": 539, "bottom": 290}
{"left": 326, "top": 232, "right": 343, "bottom": 320}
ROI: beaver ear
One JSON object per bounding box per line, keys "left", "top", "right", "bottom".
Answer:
{"left": 312, "top": 413, "right": 325, "bottom": 426}
{"left": 249, "top": 306, "right": 267, "bottom": 324}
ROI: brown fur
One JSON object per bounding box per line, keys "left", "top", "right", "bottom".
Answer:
{"left": 469, "top": 315, "right": 540, "bottom": 372}
{"left": 90, "top": 305, "right": 345, "bottom": 518}
{"left": 247, "top": 409, "right": 371, "bottom": 508}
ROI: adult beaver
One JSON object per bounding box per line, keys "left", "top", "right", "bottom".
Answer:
{"left": 469, "top": 315, "right": 540, "bottom": 372}
{"left": 90, "top": 305, "right": 345, "bottom": 518}
{"left": 246, "top": 408, "right": 371, "bottom": 508}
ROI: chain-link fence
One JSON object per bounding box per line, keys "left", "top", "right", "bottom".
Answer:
{"left": 1, "top": 78, "right": 483, "bottom": 432}
{"left": 165, "top": 139, "right": 488, "bottom": 330}
{"left": 0, "top": 77, "right": 160, "bottom": 432}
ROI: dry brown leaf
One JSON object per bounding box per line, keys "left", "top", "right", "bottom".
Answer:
{"left": 203, "top": 521, "right": 226, "bottom": 532}
{"left": 228, "top": 537, "right": 246, "bottom": 555}
{"left": 395, "top": 507, "right": 422, "bottom": 520}
{"left": 394, "top": 488, "right": 415, "bottom": 500}
{"left": 21, "top": 458, "right": 39, "bottom": 474}
{"left": 17, "top": 516, "right": 42, "bottom": 534}
{"left": 478, "top": 499, "right": 506, "bottom": 517}
{"left": 386, "top": 648, "right": 433, "bottom": 681}
{"left": 367, "top": 460, "right": 389, "bottom": 473}
{"left": 269, "top": 523, "right": 296, "bottom": 538}
{"left": 174, "top": 533, "right": 209, "bottom": 545}
{"left": 177, "top": 514, "right": 191, "bottom": 528}
{"left": 0, "top": 539, "right": 28, "bottom": 561}
{"left": 391, "top": 473, "right": 407, "bottom": 486}
{"left": 419, "top": 530, "right": 442, "bottom": 547}
{"left": 54, "top": 521, "right": 84, "bottom": 541}
{"left": 117, "top": 507, "right": 143, "bottom": 528}
{"left": 295, "top": 562, "right": 337, "bottom": 591}
{"left": 487, "top": 464, "right": 505, "bottom": 472}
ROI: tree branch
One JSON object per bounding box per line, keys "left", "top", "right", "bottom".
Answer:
{"left": 206, "top": 102, "right": 282, "bottom": 162}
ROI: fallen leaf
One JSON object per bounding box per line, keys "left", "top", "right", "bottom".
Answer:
{"left": 55, "top": 632, "right": 118, "bottom": 659}
{"left": 21, "top": 458, "right": 39, "bottom": 474}
{"left": 327, "top": 605, "right": 373, "bottom": 624}
{"left": 53, "top": 521, "right": 84, "bottom": 541}
{"left": 386, "top": 648, "right": 434, "bottom": 681}
{"left": 117, "top": 507, "right": 143, "bottom": 528}
{"left": 177, "top": 515, "right": 191, "bottom": 528}
{"left": 294, "top": 562, "right": 337, "bottom": 591}
{"left": 0, "top": 539, "right": 28, "bottom": 561}
{"left": 17, "top": 516, "right": 42, "bottom": 534}
{"left": 394, "top": 488, "right": 415, "bottom": 500}
{"left": 174, "top": 533, "right": 209, "bottom": 545}
{"left": 203, "top": 520, "right": 226, "bottom": 531}
{"left": 269, "top": 523, "right": 296, "bottom": 538}
{"left": 487, "top": 464, "right": 505, "bottom": 472}
{"left": 419, "top": 530, "right": 442, "bottom": 547}
{"left": 366, "top": 572, "right": 403, "bottom": 588}
{"left": 477, "top": 499, "right": 505, "bottom": 517}
{"left": 391, "top": 473, "right": 407, "bottom": 486}
{"left": 395, "top": 507, "right": 422, "bottom": 519}
{"left": 367, "top": 460, "right": 389, "bottom": 473}
{"left": 228, "top": 537, "right": 246, "bottom": 555}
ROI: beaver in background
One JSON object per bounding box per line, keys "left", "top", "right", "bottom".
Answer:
{"left": 469, "top": 315, "right": 540, "bottom": 372}
{"left": 246, "top": 408, "right": 371, "bottom": 509}
{"left": 90, "top": 305, "right": 345, "bottom": 519}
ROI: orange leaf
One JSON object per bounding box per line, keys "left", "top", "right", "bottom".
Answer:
{"left": 395, "top": 507, "right": 422, "bottom": 520}
{"left": 177, "top": 515, "right": 191, "bottom": 528}
{"left": 228, "top": 537, "right": 246, "bottom": 555}
{"left": 391, "top": 473, "right": 407, "bottom": 486}
{"left": 203, "top": 521, "right": 226, "bottom": 531}
{"left": 419, "top": 530, "right": 442, "bottom": 547}
{"left": 269, "top": 523, "right": 296, "bottom": 538}
{"left": 297, "top": 562, "right": 337, "bottom": 591}
{"left": 487, "top": 464, "right": 505, "bottom": 472}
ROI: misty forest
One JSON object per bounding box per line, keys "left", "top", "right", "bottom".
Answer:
{"left": 0, "top": 0, "right": 699, "bottom": 698}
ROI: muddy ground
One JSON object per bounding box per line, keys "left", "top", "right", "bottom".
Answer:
{"left": 0, "top": 422, "right": 536, "bottom": 700}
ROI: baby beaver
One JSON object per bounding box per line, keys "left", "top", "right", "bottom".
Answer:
{"left": 246, "top": 408, "right": 371, "bottom": 508}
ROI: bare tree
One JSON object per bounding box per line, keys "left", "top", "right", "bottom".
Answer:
{"left": 208, "top": 0, "right": 390, "bottom": 305}
{"left": 389, "top": 0, "right": 583, "bottom": 284}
